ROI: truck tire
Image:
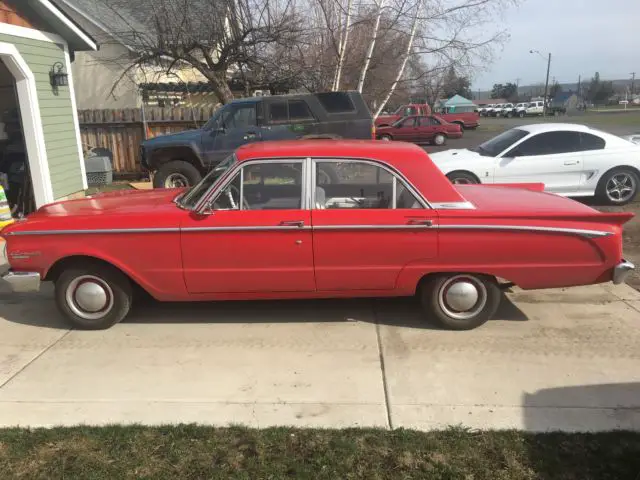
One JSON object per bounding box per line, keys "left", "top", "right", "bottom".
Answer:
{"left": 153, "top": 160, "right": 202, "bottom": 189}
{"left": 518, "top": 111, "right": 525, "bottom": 118}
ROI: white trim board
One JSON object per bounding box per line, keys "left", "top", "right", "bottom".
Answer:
{"left": 64, "top": 43, "right": 88, "bottom": 190}
{"left": 0, "top": 42, "right": 54, "bottom": 207}
{"left": 0, "top": 21, "right": 67, "bottom": 45}
{"left": 33, "top": 0, "right": 98, "bottom": 50}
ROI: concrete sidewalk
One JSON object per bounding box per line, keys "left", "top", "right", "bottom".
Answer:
{"left": 0, "top": 281, "right": 639, "bottom": 432}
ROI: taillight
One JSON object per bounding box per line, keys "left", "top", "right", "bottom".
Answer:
{"left": 372, "top": 123, "right": 376, "bottom": 139}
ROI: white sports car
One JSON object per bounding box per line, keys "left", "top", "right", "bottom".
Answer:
{"left": 429, "top": 123, "right": 640, "bottom": 205}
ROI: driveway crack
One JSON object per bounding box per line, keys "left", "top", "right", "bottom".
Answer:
{"left": 373, "top": 301, "right": 393, "bottom": 430}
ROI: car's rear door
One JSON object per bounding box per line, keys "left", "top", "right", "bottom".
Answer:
{"left": 180, "top": 158, "right": 315, "bottom": 294}
{"left": 310, "top": 159, "right": 438, "bottom": 291}
{"left": 493, "top": 131, "right": 583, "bottom": 194}
{"left": 416, "top": 116, "right": 439, "bottom": 142}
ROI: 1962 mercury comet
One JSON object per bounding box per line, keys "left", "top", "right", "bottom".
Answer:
{"left": 0, "top": 140, "right": 635, "bottom": 330}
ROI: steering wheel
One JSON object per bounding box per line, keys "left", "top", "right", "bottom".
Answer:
{"left": 225, "top": 184, "right": 250, "bottom": 210}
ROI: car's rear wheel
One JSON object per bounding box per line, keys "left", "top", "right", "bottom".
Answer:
{"left": 421, "top": 273, "right": 501, "bottom": 330}
{"left": 379, "top": 134, "right": 393, "bottom": 141}
{"left": 55, "top": 264, "right": 133, "bottom": 330}
{"left": 446, "top": 171, "right": 479, "bottom": 185}
{"left": 597, "top": 167, "right": 639, "bottom": 205}
{"left": 432, "top": 133, "right": 447, "bottom": 146}
{"left": 153, "top": 160, "right": 202, "bottom": 189}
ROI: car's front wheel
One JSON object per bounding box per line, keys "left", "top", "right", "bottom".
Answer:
{"left": 55, "top": 264, "right": 133, "bottom": 330}
{"left": 379, "top": 134, "right": 393, "bottom": 141}
{"left": 446, "top": 171, "right": 479, "bottom": 185}
{"left": 421, "top": 273, "right": 501, "bottom": 330}
{"left": 597, "top": 167, "right": 639, "bottom": 205}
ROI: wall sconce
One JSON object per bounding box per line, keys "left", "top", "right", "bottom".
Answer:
{"left": 49, "top": 62, "right": 69, "bottom": 87}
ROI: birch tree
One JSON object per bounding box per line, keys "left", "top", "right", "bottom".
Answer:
{"left": 331, "top": 0, "right": 353, "bottom": 90}
{"left": 357, "top": 0, "right": 387, "bottom": 92}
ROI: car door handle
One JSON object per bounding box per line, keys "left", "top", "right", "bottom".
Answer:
{"left": 406, "top": 219, "right": 433, "bottom": 226}
{"left": 279, "top": 220, "right": 305, "bottom": 228}
{"left": 564, "top": 160, "right": 579, "bottom": 165}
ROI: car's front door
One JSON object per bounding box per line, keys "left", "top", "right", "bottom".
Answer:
{"left": 393, "top": 116, "right": 418, "bottom": 141}
{"left": 211, "top": 102, "right": 262, "bottom": 163}
{"left": 180, "top": 159, "right": 315, "bottom": 294}
{"left": 311, "top": 160, "right": 438, "bottom": 291}
{"left": 493, "top": 131, "right": 583, "bottom": 194}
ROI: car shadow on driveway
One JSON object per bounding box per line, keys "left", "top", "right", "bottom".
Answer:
{"left": 0, "top": 288, "right": 528, "bottom": 330}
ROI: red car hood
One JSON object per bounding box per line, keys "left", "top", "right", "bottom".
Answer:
{"left": 33, "top": 188, "right": 183, "bottom": 217}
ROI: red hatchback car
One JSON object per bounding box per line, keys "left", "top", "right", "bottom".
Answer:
{"left": 376, "top": 115, "right": 463, "bottom": 146}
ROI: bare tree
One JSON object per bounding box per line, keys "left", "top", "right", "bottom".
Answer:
{"left": 98, "top": 0, "right": 303, "bottom": 104}
{"left": 357, "top": 0, "right": 388, "bottom": 92}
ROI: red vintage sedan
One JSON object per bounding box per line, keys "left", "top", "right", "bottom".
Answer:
{"left": 376, "top": 115, "right": 463, "bottom": 145}
{"left": 0, "top": 140, "right": 635, "bottom": 331}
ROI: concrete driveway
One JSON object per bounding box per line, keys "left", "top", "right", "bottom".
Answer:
{"left": 1, "top": 275, "right": 640, "bottom": 432}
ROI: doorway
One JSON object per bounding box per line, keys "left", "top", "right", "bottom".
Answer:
{"left": 0, "top": 58, "right": 35, "bottom": 215}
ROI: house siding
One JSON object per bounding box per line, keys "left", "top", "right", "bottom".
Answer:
{"left": 0, "top": 32, "right": 83, "bottom": 199}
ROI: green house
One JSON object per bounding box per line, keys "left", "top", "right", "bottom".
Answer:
{"left": 0, "top": 0, "right": 97, "bottom": 213}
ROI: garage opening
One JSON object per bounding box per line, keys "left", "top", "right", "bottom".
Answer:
{"left": 0, "top": 57, "right": 36, "bottom": 217}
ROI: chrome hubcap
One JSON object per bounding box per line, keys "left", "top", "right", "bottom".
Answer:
{"left": 606, "top": 173, "right": 636, "bottom": 203}
{"left": 165, "top": 173, "right": 189, "bottom": 188}
{"left": 66, "top": 275, "right": 114, "bottom": 320}
{"left": 434, "top": 135, "right": 445, "bottom": 145}
{"left": 381, "top": 136, "right": 391, "bottom": 141}
{"left": 438, "top": 275, "right": 487, "bottom": 320}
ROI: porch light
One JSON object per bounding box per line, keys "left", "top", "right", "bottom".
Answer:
{"left": 50, "top": 62, "right": 69, "bottom": 87}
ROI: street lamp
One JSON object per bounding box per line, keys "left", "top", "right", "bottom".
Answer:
{"left": 530, "top": 49, "right": 551, "bottom": 116}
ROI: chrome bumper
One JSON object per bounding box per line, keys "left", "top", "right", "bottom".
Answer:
{"left": 0, "top": 270, "right": 41, "bottom": 293}
{"left": 613, "top": 260, "right": 635, "bottom": 285}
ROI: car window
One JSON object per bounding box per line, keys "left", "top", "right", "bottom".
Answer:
{"left": 221, "top": 104, "right": 256, "bottom": 129}
{"left": 580, "top": 132, "right": 606, "bottom": 151}
{"left": 268, "top": 101, "right": 288, "bottom": 124}
{"left": 314, "top": 161, "right": 422, "bottom": 209}
{"left": 288, "top": 100, "right": 315, "bottom": 122}
{"left": 316, "top": 92, "right": 355, "bottom": 113}
{"left": 419, "top": 117, "right": 438, "bottom": 126}
{"left": 476, "top": 128, "right": 529, "bottom": 157}
{"left": 400, "top": 117, "right": 416, "bottom": 127}
{"left": 212, "top": 162, "right": 303, "bottom": 210}
{"left": 506, "top": 131, "right": 582, "bottom": 157}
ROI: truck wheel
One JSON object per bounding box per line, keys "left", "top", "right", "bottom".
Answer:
{"left": 55, "top": 263, "right": 132, "bottom": 330}
{"left": 420, "top": 273, "right": 501, "bottom": 330}
{"left": 432, "top": 133, "right": 447, "bottom": 146}
{"left": 153, "top": 160, "right": 202, "bottom": 188}
{"left": 596, "top": 167, "right": 639, "bottom": 205}
{"left": 518, "top": 111, "right": 525, "bottom": 118}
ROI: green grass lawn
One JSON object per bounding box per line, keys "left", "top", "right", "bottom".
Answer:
{"left": 1, "top": 426, "right": 639, "bottom": 479}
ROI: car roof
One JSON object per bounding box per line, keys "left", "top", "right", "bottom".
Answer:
{"left": 518, "top": 123, "right": 593, "bottom": 134}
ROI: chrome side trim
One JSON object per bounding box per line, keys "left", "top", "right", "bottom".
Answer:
{"left": 431, "top": 201, "right": 476, "bottom": 210}
{"left": 613, "top": 260, "right": 634, "bottom": 284}
{"left": 4, "top": 224, "right": 613, "bottom": 237}
{"left": 182, "top": 226, "right": 312, "bottom": 232}
{"left": 4, "top": 228, "right": 181, "bottom": 236}
{"left": 437, "top": 224, "right": 613, "bottom": 238}
{"left": 313, "top": 224, "right": 433, "bottom": 230}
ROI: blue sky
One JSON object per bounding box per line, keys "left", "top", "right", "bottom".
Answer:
{"left": 472, "top": 0, "right": 639, "bottom": 90}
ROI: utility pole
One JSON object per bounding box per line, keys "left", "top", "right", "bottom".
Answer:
{"left": 631, "top": 72, "right": 636, "bottom": 96}
{"left": 542, "top": 53, "right": 551, "bottom": 116}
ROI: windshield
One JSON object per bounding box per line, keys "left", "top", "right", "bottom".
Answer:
{"left": 178, "top": 154, "right": 236, "bottom": 209}
{"left": 202, "top": 105, "right": 227, "bottom": 131}
{"left": 474, "top": 128, "right": 529, "bottom": 157}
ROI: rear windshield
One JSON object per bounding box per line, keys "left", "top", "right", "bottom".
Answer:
{"left": 316, "top": 92, "right": 356, "bottom": 113}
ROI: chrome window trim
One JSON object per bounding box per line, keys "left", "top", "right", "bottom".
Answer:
{"left": 5, "top": 224, "right": 612, "bottom": 238}
{"left": 311, "top": 157, "right": 429, "bottom": 210}
{"left": 431, "top": 201, "right": 476, "bottom": 210}
{"left": 198, "top": 157, "right": 307, "bottom": 213}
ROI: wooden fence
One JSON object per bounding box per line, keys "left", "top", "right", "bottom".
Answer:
{"left": 78, "top": 107, "right": 218, "bottom": 174}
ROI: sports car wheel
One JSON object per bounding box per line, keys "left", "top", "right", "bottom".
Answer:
{"left": 421, "top": 273, "right": 501, "bottom": 330}
{"left": 446, "top": 171, "right": 479, "bottom": 185}
{"left": 433, "top": 133, "right": 446, "bottom": 146}
{"left": 597, "top": 168, "right": 639, "bottom": 205}
{"left": 55, "top": 264, "right": 132, "bottom": 330}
